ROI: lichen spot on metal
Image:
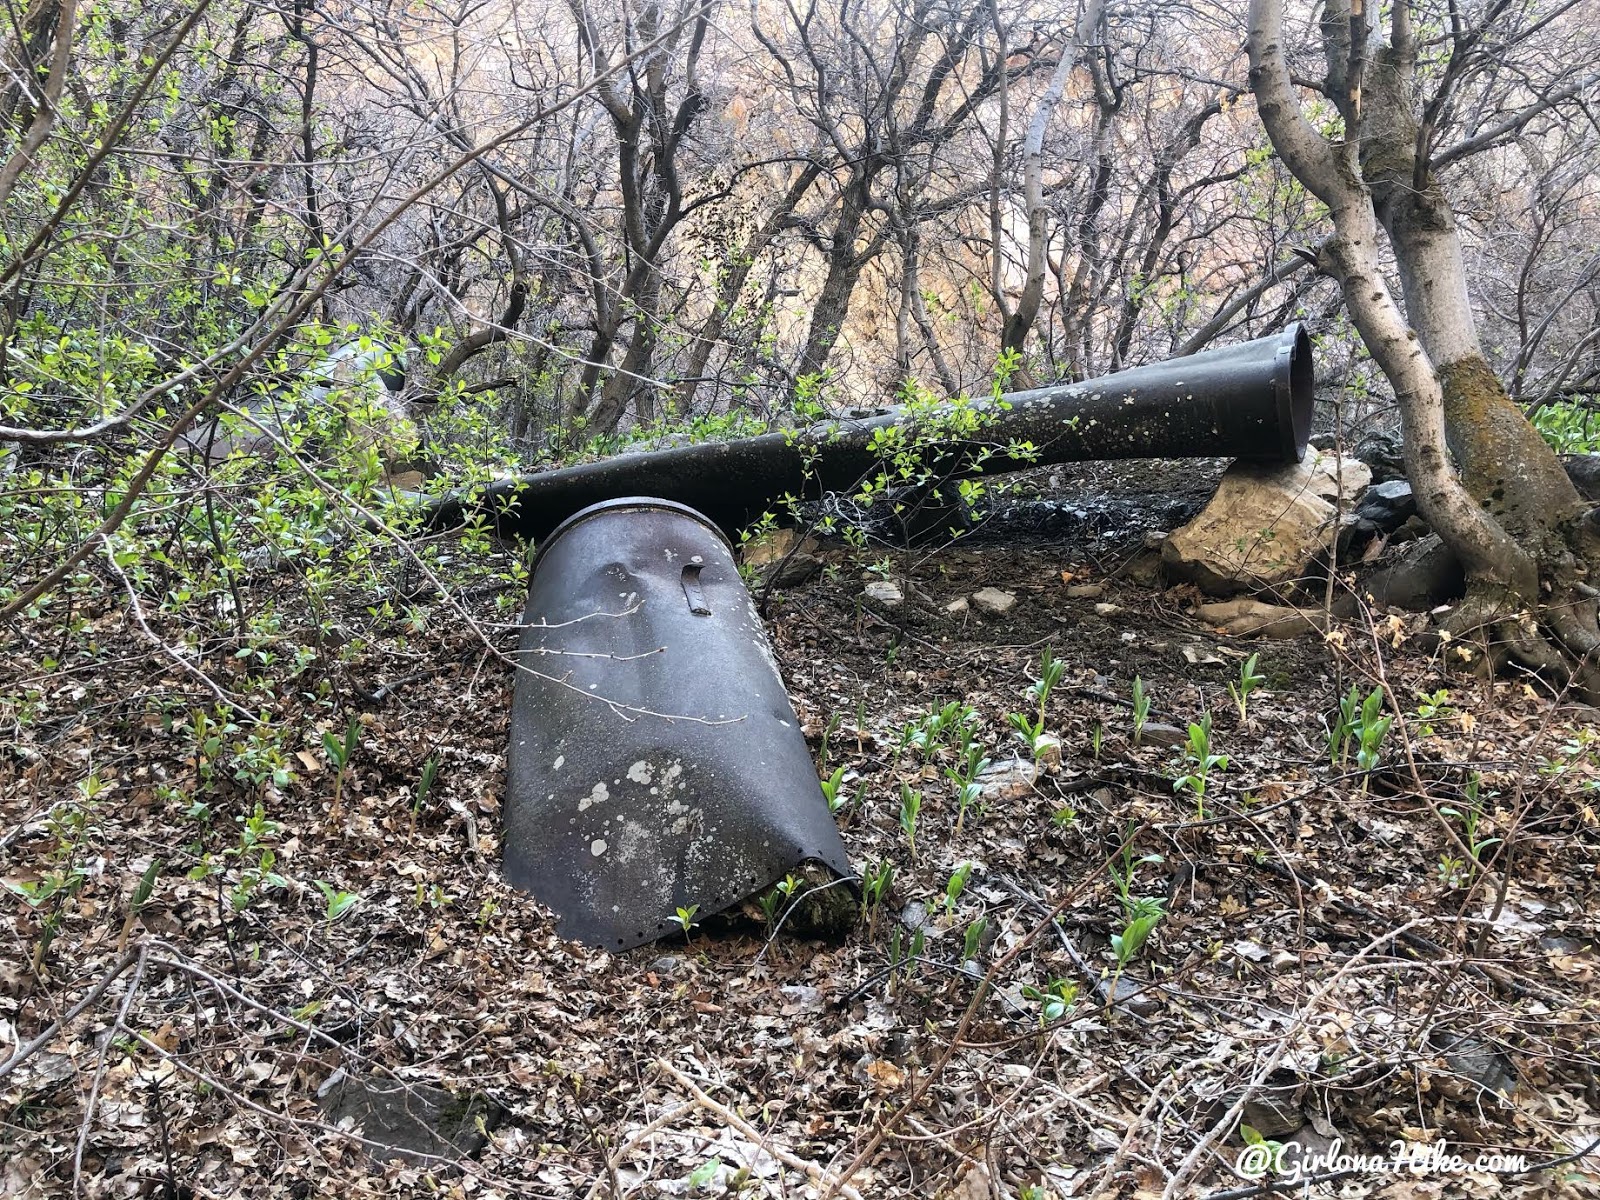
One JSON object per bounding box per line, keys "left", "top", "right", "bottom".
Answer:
{"left": 590, "top": 839, "right": 608, "bottom": 857}
{"left": 579, "top": 782, "right": 609, "bottom": 811}
{"left": 627, "top": 760, "right": 654, "bottom": 784}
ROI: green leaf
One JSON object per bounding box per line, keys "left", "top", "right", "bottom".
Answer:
{"left": 688, "top": 1157, "right": 722, "bottom": 1188}
{"left": 131, "top": 858, "right": 162, "bottom": 910}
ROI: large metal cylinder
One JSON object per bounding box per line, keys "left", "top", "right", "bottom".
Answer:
{"left": 502, "top": 497, "right": 855, "bottom": 950}
{"left": 429, "top": 325, "right": 1313, "bottom": 543}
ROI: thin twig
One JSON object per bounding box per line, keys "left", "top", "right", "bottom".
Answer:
{"left": 0, "top": 947, "right": 140, "bottom": 1084}
{"left": 73, "top": 944, "right": 151, "bottom": 1190}
{"left": 658, "top": 1059, "right": 865, "bottom": 1200}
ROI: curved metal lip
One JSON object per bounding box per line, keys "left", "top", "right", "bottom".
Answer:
{"left": 530, "top": 495, "right": 736, "bottom": 571}
{"left": 1274, "top": 323, "right": 1314, "bottom": 462}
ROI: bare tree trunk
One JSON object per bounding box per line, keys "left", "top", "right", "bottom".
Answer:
{"left": 1248, "top": 0, "right": 1600, "bottom": 691}
{"left": 797, "top": 173, "right": 881, "bottom": 382}
{"left": 671, "top": 161, "right": 822, "bottom": 411}
{"left": 999, "top": 0, "right": 1102, "bottom": 359}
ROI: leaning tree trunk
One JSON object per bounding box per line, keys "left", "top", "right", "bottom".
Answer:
{"left": 1247, "top": 0, "right": 1600, "bottom": 695}
{"left": 1360, "top": 46, "right": 1600, "bottom": 678}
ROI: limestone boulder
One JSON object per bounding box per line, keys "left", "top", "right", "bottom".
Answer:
{"left": 1162, "top": 450, "right": 1369, "bottom": 595}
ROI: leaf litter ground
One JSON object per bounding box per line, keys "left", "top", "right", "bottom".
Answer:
{"left": 4, "top": 476, "right": 1600, "bottom": 1200}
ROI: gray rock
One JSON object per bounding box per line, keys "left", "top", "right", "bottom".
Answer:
{"left": 1363, "top": 534, "right": 1465, "bottom": 611}
{"left": 1432, "top": 1032, "right": 1517, "bottom": 1098}
{"left": 971, "top": 586, "right": 1016, "bottom": 615}
{"left": 1539, "top": 934, "right": 1589, "bottom": 955}
{"left": 318, "top": 1071, "right": 504, "bottom": 1164}
{"left": 1353, "top": 431, "right": 1407, "bottom": 485}
{"left": 1097, "top": 974, "right": 1160, "bottom": 1017}
{"left": 884, "top": 1030, "right": 917, "bottom": 1061}
{"left": 976, "top": 757, "right": 1037, "bottom": 801}
{"left": 1139, "top": 722, "right": 1189, "bottom": 748}
{"left": 863, "top": 580, "right": 904, "bottom": 607}
{"left": 650, "top": 955, "right": 686, "bottom": 976}
{"left": 1564, "top": 454, "right": 1600, "bottom": 502}
{"left": 779, "top": 984, "right": 823, "bottom": 1011}
{"left": 1065, "top": 583, "right": 1106, "bottom": 599}
{"left": 900, "top": 899, "right": 931, "bottom": 931}
{"left": 1123, "top": 550, "right": 1165, "bottom": 589}
{"left": 943, "top": 596, "right": 970, "bottom": 616}
{"left": 1354, "top": 479, "right": 1416, "bottom": 531}
{"left": 1241, "top": 1086, "right": 1304, "bottom": 1139}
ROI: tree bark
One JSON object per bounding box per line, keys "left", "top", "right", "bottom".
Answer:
{"left": 999, "top": 0, "right": 1102, "bottom": 359}
{"left": 1248, "top": 0, "right": 1600, "bottom": 691}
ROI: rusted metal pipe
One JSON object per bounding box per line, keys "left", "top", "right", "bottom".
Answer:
{"left": 429, "top": 324, "right": 1312, "bottom": 542}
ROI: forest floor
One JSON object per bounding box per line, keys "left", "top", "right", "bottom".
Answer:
{"left": 4, "top": 459, "right": 1600, "bottom": 1200}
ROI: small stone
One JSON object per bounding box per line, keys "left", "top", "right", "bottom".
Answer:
{"left": 943, "top": 596, "right": 970, "bottom": 616}
{"left": 976, "top": 757, "right": 1037, "bottom": 801}
{"left": 317, "top": 1071, "right": 504, "bottom": 1164}
{"left": 971, "top": 587, "right": 1016, "bottom": 615}
{"left": 1093, "top": 602, "right": 1123, "bottom": 617}
{"left": 1123, "top": 550, "right": 1164, "bottom": 588}
{"left": 1433, "top": 1032, "right": 1517, "bottom": 1098}
{"left": 900, "top": 900, "right": 931, "bottom": 931}
{"left": 1065, "top": 583, "right": 1105, "bottom": 599}
{"left": 779, "top": 985, "right": 822, "bottom": 1012}
{"left": 1241, "top": 1090, "right": 1304, "bottom": 1139}
{"left": 1540, "top": 934, "right": 1588, "bottom": 955}
{"left": 1139, "top": 722, "right": 1188, "bottom": 748}
{"left": 863, "top": 580, "right": 904, "bottom": 607}
{"left": 1034, "top": 734, "right": 1063, "bottom": 769}
{"left": 1353, "top": 431, "right": 1406, "bottom": 484}
{"left": 1097, "top": 974, "right": 1160, "bottom": 1016}
{"left": 1233, "top": 939, "right": 1270, "bottom": 963}
{"left": 1353, "top": 479, "right": 1416, "bottom": 532}
{"left": 1196, "top": 598, "right": 1316, "bottom": 639}
{"left": 884, "top": 1030, "right": 917, "bottom": 1061}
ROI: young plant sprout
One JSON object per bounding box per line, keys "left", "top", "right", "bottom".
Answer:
{"left": 410, "top": 755, "right": 437, "bottom": 838}
{"left": 1227, "top": 652, "right": 1265, "bottom": 722}
{"left": 1131, "top": 676, "right": 1151, "bottom": 744}
{"left": 944, "top": 861, "right": 973, "bottom": 915}
{"left": 674, "top": 904, "right": 700, "bottom": 935}
{"left": 820, "top": 764, "right": 851, "bottom": 814}
{"left": 962, "top": 916, "right": 987, "bottom": 963}
{"left": 898, "top": 784, "right": 922, "bottom": 860}
{"left": 1174, "top": 713, "right": 1228, "bottom": 819}
{"left": 314, "top": 881, "right": 360, "bottom": 924}
{"left": 863, "top": 858, "right": 895, "bottom": 937}
{"left": 322, "top": 717, "right": 360, "bottom": 823}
